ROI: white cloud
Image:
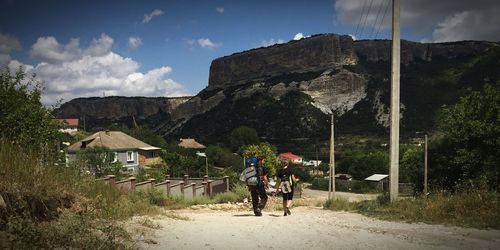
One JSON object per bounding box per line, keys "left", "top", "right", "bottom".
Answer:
{"left": 260, "top": 38, "right": 285, "bottom": 47}
{"left": 31, "top": 37, "right": 81, "bottom": 64}
{"left": 334, "top": 0, "right": 500, "bottom": 42}
{"left": 142, "top": 9, "right": 164, "bottom": 24}
{"left": 348, "top": 34, "right": 357, "bottom": 41}
{"left": 0, "top": 33, "right": 21, "bottom": 66}
{"left": 7, "top": 34, "right": 190, "bottom": 105}
{"left": 216, "top": 7, "right": 224, "bottom": 14}
{"left": 293, "top": 33, "right": 305, "bottom": 40}
{"left": 128, "top": 36, "right": 142, "bottom": 49}
{"left": 197, "top": 38, "right": 220, "bottom": 49}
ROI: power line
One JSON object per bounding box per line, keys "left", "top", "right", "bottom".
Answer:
{"left": 354, "top": 0, "right": 368, "bottom": 38}
{"left": 375, "top": 0, "right": 391, "bottom": 39}
{"left": 369, "top": 0, "right": 386, "bottom": 39}
{"left": 359, "top": 0, "right": 375, "bottom": 39}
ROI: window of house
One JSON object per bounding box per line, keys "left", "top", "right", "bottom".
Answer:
{"left": 127, "top": 151, "right": 134, "bottom": 162}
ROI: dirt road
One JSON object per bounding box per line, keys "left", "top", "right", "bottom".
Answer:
{"left": 132, "top": 189, "right": 500, "bottom": 250}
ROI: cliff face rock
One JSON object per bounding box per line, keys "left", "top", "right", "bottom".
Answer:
{"left": 56, "top": 33, "right": 499, "bottom": 147}
{"left": 354, "top": 40, "right": 495, "bottom": 65}
{"left": 56, "top": 96, "right": 191, "bottom": 129}
{"left": 208, "top": 34, "right": 357, "bottom": 90}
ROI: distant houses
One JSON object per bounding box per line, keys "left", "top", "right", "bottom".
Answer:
{"left": 66, "top": 130, "right": 163, "bottom": 173}
{"left": 178, "top": 138, "right": 206, "bottom": 149}
{"left": 278, "top": 152, "right": 303, "bottom": 165}
{"left": 56, "top": 118, "right": 79, "bottom": 135}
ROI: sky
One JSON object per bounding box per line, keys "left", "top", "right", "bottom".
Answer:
{"left": 1, "top": 0, "right": 499, "bottom": 105}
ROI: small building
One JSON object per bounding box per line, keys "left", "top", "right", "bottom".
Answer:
{"left": 66, "top": 131, "right": 163, "bottom": 174}
{"left": 178, "top": 138, "right": 206, "bottom": 149}
{"left": 56, "top": 118, "right": 79, "bottom": 135}
{"left": 278, "top": 152, "right": 303, "bottom": 165}
{"left": 364, "top": 174, "right": 389, "bottom": 192}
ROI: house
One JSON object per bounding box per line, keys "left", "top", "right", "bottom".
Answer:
{"left": 66, "top": 130, "right": 163, "bottom": 173}
{"left": 56, "top": 118, "right": 79, "bottom": 135}
{"left": 178, "top": 138, "right": 206, "bottom": 149}
{"left": 278, "top": 152, "right": 303, "bottom": 165}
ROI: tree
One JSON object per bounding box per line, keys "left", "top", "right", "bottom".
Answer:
{"left": 242, "top": 143, "right": 278, "bottom": 175}
{"left": 0, "top": 67, "right": 59, "bottom": 151}
{"left": 119, "top": 127, "right": 167, "bottom": 148}
{"left": 432, "top": 82, "right": 500, "bottom": 190}
{"left": 76, "top": 147, "right": 122, "bottom": 177}
{"left": 400, "top": 146, "right": 424, "bottom": 191}
{"left": 229, "top": 126, "right": 259, "bottom": 152}
{"left": 206, "top": 145, "right": 244, "bottom": 171}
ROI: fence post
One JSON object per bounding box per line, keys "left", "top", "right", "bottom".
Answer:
{"left": 107, "top": 175, "right": 116, "bottom": 186}
{"left": 207, "top": 180, "right": 213, "bottom": 196}
{"left": 183, "top": 174, "right": 189, "bottom": 184}
{"left": 129, "top": 177, "right": 136, "bottom": 191}
{"left": 202, "top": 181, "right": 207, "bottom": 196}
{"left": 149, "top": 178, "right": 156, "bottom": 188}
{"left": 223, "top": 176, "right": 230, "bottom": 192}
{"left": 165, "top": 174, "right": 170, "bottom": 181}
{"left": 165, "top": 180, "right": 171, "bottom": 196}
{"left": 191, "top": 183, "right": 196, "bottom": 196}
{"left": 179, "top": 181, "right": 185, "bottom": 195}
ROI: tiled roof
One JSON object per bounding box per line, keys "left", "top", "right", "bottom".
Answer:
{"left": 278, "top": 152, "right": 301, "bottom": 159}
{"left": 178, "top": 138, "right": 206, "bottom": 149}
{"left": 67, "top": 131, "right": 158, "bottom": 152}
{"left": 57, "top": 118, "right": 79, "bottom": 127}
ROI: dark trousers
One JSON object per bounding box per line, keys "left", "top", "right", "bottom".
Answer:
{"left": 249, "top": 184, "right": 268, "bottom": 212}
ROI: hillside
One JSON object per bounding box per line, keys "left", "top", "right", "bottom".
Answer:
{"left": 56, "top": 34, "right": 500, "bottom": 155}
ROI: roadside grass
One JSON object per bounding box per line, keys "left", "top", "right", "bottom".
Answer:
{"left": 0, "top": 140, "right": 159, "bottom": 248}
{"left": 324, "top": 189, "right": 500, "bottom": 229}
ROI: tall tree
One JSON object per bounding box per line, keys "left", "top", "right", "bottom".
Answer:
{"left": 432, "top": 82, "right": 499, "bottom": 189}
{"left": 0, "top": 68, "right": 59, "bottom": 151}
{"left": 229, "top": 126, "right": 259, "bottom": 152}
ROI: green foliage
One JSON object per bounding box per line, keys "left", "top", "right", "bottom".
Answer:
{"left": 324, "top": 188, "right": 500, "bottom": 229}
{"left": 161, "top": 143, "right": 205, "bottom": 177}
{"left": 290, "top": 165, "right": 312, "bottom": 182}
{"left": 400, "top": 145, "right": 424, "bottom": 191}
{"left": 431, "top": 82, "right": 500, "bottom": 190}
{"left": 75, "top": 147, "right": 123, "bottom": 177}
{"left": 338, "top": 150, "right": 388, "bottom": 179}
{"left": 0, "top": 139, "right": 158, "bottom": 248}
{"left": 118, "top": 127, "right": 167, "bottom": 148}
{"left": 206, "top": 145, "right": 244, "bottom": 171}
{"left": 242, "top": 143, "right": 279, "bottom": 175}
{"left": 228, "top": 126, "right": 259, "bottom": 152}
{"left": 0, "top": 68, "right": 59, "bottom": 152}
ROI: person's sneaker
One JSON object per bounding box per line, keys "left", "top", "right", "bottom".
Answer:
{"left": 286, "top": 208, "right": 291, "bottom": 215}
{"left": 254, "top": 208, "right": 262, "bottom": 216}
{"left": 283, "top": 211, "right": 287, "bottom": 216}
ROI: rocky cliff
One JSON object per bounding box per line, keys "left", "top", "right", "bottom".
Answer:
{"left": 56, "top": 96, "right": 191, "bottom": 130}
{"left": 56, "top": 33, "right": 499, "bottom": 151}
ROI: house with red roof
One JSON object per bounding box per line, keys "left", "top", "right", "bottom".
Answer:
{"left": 56, "top": 118, "right": 79, "bottom": 135}
{"left": 278, "top": 152, "right": 303, "bottom": 165}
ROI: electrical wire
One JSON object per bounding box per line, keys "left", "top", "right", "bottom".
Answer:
{"left": 359, "top": 0, "right": 375, "bottom": 39}
{"left": 354, "top": 0, "right": 368, "bottom": 38}
{"left": 375, "top": 0, "right": 391, "bottom": 39}
{"left": 369, "top": 0, "right": 386, "bottom": 39}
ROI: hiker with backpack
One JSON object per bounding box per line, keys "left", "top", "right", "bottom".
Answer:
{"left": 240, "top": 157, "right": 269, "bottom": 216}
{"left": 276, "top": 161, "right": 297, "bottom": 216}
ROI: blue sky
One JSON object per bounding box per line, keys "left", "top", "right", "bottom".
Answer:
{"left": 1, "top": 0, "right": 499, "bottom": 105}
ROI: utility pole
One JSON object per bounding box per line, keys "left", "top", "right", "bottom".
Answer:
{"left": 389, "top": 0, "right": 401, "bottom": 203}
{"left": 328, "top": 111, "right": 335, "bottom": 199}
{"left": 424, "top": 134, "right": 428, "bottom": 195}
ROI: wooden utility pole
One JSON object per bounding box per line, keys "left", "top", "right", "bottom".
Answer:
{"left": 328, "top": 111, "right": 335, "bottom": 199}
{"left": 389, "top": 0, "right": 401, "bottom": 203}
{"left": 424, "top": 134, "right": 428, "bottom": 195}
